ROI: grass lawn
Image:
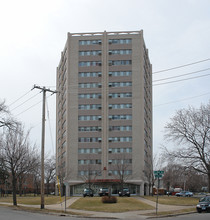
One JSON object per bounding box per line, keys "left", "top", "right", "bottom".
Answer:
{"left": 144, "top": 207, "right": 196, "bottom": 217}
{"left": 70, "top": 197, "right": 154, "bottom": 213}
{"left": 0, "top": 195, "right": 66, "bottom": 205}
{"left": 144, "top": 195, "right": 199, "bottom": 206}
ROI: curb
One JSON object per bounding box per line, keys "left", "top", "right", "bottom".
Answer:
{"left": 146, "top": 211, "right": 197, "bottom": 219}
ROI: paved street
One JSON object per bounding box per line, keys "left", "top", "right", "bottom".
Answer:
{"left": 157, "top": 213, "right": 210, "bottom": 220}
{"left": 0, "top": 206, "right": 101, "bottom": 220}
{"left": 0, "top": 196, "right": 206, "bottom": 219}
{"left": 1, "top": 206, "right": 210, "bottom": 220}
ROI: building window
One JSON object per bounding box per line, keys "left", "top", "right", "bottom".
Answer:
{"left": 109, "top": 71, "right": 132, "bottom": 77}
{"left": 79, "top": 61, "right": 101, "bottom": 67}
{"left": 78, "top": 137, "right": 100, "bottom": 143}
{"left": 79, "top": 40, "right": 101, "bottom": 45}
{"left": 78, "top": 170, "right": 102, "bottom": 176}
{"left": 62, "top": 121, "right": 66, "bottom": 129}
{"left": 109, "top": 50, "right": 132, "bottom": 55}
{"left": 109, "top": 93, "right": 132, "bottom": 98}
{"left": 78, "top": 93, "right": 101, "bottom": 99}
{"left": 108, "top": 159, "right": 132, "bottom": 164}
{"left": 61, "top": 141, "right": 66, "bottom": 149}
{"left": 109, "top": 137, "right": 132, "bottom": 142}
{"left": 79, "top": 126, "right": 101, "bottom": 132}
{"left": 78, "top": 83, "right": 100, "bottom": 88}
{"left": 110, "top": 115, "right": 132, "bottom": 120}
{"left": 78, "top": 115, "right": 101, "bottom": 121}
{"left": 109, "top": 60, "right": 132, "bottom": 66}
{"left": 79, "top": 72, "right": 101, "bottom": 77}
{"left": 62, "top": 130, "right": 66, "bottom": 138}
{"left": 62, "top": 161, "right": 66, "bottom": 168}
{"left": 109, "top": 104, "right": 132, "bottom": 109}
{"left": 108, "top": 39, "right": 132, "bottom": 44}
{"left": 79, "top": 50, "right": 102, "bottom": 56}
{"left": 78, "top": 148, "right": 101, "bottom": 153}
{"left": 78, "top": 104, "right": 101, "bottom": 110}
{"left": 78, "top": 159, "right": 101, "bottom": 165}
{"left": 108, "top": 82, "right": 132, "bottom": 87}
{"left": 109, "top": 170, "right": 132, "bottom": 175}
{"left": 109, "top": 126, "right": 132, "bottom": 131}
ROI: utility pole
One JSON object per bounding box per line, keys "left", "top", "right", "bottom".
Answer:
{"left": 32, "top": 85, "right": 57, "bottom": 209}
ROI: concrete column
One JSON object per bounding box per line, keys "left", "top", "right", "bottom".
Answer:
{"left": 65, "top": 183, "right": 70, "bottom": 197}
{"left": 140, "top": 182, "right": 144, "bottom": 196}
{"left": 145, "top": 184, "right": 149, "bottom": 196}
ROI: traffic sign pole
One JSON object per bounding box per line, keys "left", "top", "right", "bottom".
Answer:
{"left": 153, "top": 171, "right": 164, "bottom": 215}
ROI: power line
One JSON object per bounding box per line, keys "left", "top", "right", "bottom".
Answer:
{"left": 153, "top": 72, "right": 210, "bottom": 86}
{"left": 8, "top": 89, "right": 32, "bottom": 107}
{"left": 14, "top": 99, "right": 42, "bottom": 117}
{"left": 153, "top": 68, "right": 210, "bottom": 82}
{"left": 153, "top": 58, "right": 210, "bottom": 74}
{"left": 154, "top": 92, "right": 210, "bottom": 107}
{"left": 14, "top": 94, "right": 52, "bottom": 117}
{"left": 8, "top": 58, "right": 210, "bottom": 117}
{"left": 10, "top": 92, "right": 41, "bottom": 111}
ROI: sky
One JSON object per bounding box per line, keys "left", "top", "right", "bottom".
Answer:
{"left": 0, "top": 0, "right": 210, "bottom": 156}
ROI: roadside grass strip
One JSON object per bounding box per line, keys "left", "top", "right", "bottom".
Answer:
{"left": 0, "top": 195, "right": 66, "bottom": 205}
{"left": 69, "top": 197, "right": 154, "bottom": 213}
{"left": 143, "top": 196, "right": 199, "bottom": 206}
{"left": 142, "top": 207, "right": 196, "bottom": 217}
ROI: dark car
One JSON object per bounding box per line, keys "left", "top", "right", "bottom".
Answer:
{"left": 83, "top": 188, "right": 94, "bottom": 197}
{"left": 196, "top": 196, "right": 210, "bottom": 213}
{"left": 119, "top": 188, "right": 130, "bottom": 197}
{"left": 98, "top": 188, "right": 109, "bottom": 196}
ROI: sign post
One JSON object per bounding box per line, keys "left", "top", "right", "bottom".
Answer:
{"left": 154, "top": 171, "right": 164, "bottom": 215}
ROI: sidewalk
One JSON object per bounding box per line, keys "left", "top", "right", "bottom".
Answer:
{"left": 0, "top": 197, "right": 196, "bottom": 219}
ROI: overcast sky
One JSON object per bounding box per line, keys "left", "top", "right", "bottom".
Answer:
{"left": 0, "top": 0, "right": 210, "bottom": 156}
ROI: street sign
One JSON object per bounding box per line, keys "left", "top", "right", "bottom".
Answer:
{"left": 154, "top": 171, "right": 164, "bottom": 179}
{"left": 155, "top": 174, "right": 162, "bottom": 178}
{"left": 153, "top": 171, "right": 165, "bottom": 215}
{"left": 154, "top": 170, "right": 164, "bottom": 174}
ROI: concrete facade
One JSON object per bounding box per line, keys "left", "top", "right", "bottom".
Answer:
{"left": 56, "top": 31, "right": 152, "bottom": 196}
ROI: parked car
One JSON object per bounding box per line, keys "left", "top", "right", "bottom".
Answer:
{"left": 185, "top": 191, "right": 193, "bottom": 197}
{"left": 119, "top": 188, "right": 130, "bottom": 197}
{"left": 83, "top": 188, "right": 94, "bottom": 197}
{"left": 166, "top": 191, "right": 172, "bottom": 196}
{"left": 176, "top": 191, "right": 193, "bottom": 197}
{"left": 98, "top": 188, "right": 109, "bottom": 196}
{"left": 196, "top": 196, "right": 210, "bottom": 213}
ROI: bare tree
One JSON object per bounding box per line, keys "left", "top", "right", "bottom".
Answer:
{"left": 164, "top": 102, "right": 210, "bottom": 192}
{"left": 162, "top": 163, "right": 185, "bottom": 191}
{"left": 0, "top": 101, "right": 17, "bottom": 129}
{"left": 144, "top": 167, "right": 154, "bottom": 196}
{"left": 45, "top": 155, "right": 56, "bottom": 195}
{"left": 110, "top": 155, "right": 132, "bottom": 194}
{"left": 78, "top": 158, "right": 102, "bottom": 194}
{"left": 33, "top": 164, "right": 41, "bottom": 196}
{"left": 162, "top": 163, "right": 208, "bottom": 192}
{"left": 144, "top": 154, "right": 163, "bottom": 196}
{"left": 0, "top": 157, "right": 9, "bottom": 196}
{"left": 0, "top": 124, "right": 39, "bottom": 205}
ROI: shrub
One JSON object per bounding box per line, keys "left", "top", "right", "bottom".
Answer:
{"left": 101, "top": 196, "right": 117, "bottom": 203}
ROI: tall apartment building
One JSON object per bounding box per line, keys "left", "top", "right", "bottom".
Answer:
{"left": 56, "top": 31, "right": 152, "bottom": 196}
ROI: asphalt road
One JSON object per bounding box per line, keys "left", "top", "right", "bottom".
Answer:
{"left": 156, "top": 213, "right": 210, "bottom": 220}
{"left": 1, "top": 206, "right": 210, "bottom": 220}
{"left": 0, "top": 206, "right": 101, "bottom": 220}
